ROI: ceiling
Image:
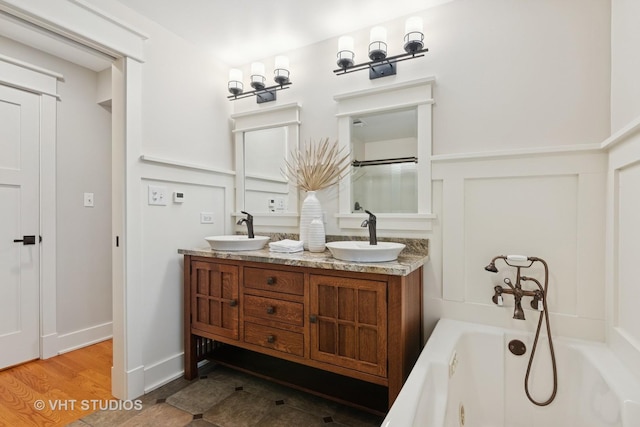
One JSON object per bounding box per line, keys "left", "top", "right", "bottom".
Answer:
{"left": 115, "top": 0, "right": 451, "bottom": 66}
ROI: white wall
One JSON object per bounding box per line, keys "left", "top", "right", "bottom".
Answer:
{"left": 231, "top": 0, "right": 611, "bottom": 157}
{"left": 77, "top": 0, "right": 236, "bottom": 392}
{"left": 607, "top": 133, "right": 640, "bottom": 380}
{"left": 0, "top": 36, "right": 113, "bottom": 351}
{"left": 231, "top": 0, "right": 611, "bottom": 237}
{"left": 607, "top": 0, "right": 640, "bottom": 382}
{"left": 15, "top": 0, "right": 619, "bottom": 396}
{"left": 139, "top": 166, "right": 233, "bottom": 391}
{"left": 611, "top": 0, "right": 640, "bottom": 132}
{"left": 101, "top": 2, "right": 232, "bottom": 169}
{"left": 229, "top": 0, "right": 612, "bottom": 342}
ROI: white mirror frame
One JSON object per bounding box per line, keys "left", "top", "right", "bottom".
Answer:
{"left": 334, "top": 77, "right": 436, "bottom": 231}
{"left": 232, "top": 102, "right": 301, "bottom": 227}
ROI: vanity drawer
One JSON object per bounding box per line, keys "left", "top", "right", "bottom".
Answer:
{"left": 244, "top": 267, "right": 304, "bottom": 295}
{"left": 244, "top": 322, "right": 304, "bottom": 357}
{"left": 244, "top": 295, "right": 304, "bottom": 326}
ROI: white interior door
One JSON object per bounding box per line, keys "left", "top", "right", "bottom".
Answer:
{"left": 0, "top": 84, "right": 40, "bottom": 369}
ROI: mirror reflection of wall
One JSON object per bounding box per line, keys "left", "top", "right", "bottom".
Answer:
{"left": 243, "top": 126, "right": 289, "bottom": 213}
{"left": 350, "top": 108, "right": 418, "bottom": 213}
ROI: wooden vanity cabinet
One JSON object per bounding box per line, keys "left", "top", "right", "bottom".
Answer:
{"left": 183, "top": 255, "right": 423, "bottom": 412}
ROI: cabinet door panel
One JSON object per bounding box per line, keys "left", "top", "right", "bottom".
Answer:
{"left": 310, "top": 275, "right": 387, "bottom": 377}
{"left": 191, "top": 261, "right": 239, "bottom": 340}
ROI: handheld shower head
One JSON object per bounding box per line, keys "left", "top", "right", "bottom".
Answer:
{"left": 484, "top": 262, "right": 498, "bottom": 273}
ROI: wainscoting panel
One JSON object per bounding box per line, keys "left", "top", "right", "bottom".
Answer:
{"left": 431, "top": 149, "right": 607, "bottom": 340}
{"left": 608, "top": 129, "right": 640, "bottom": 380}
{"left": 138, "top": 159, "right": 235, "bottom": 391}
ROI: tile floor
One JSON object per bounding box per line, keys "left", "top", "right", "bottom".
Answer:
{"left": 69, "top": 364, "right": 384, "bottom": 427}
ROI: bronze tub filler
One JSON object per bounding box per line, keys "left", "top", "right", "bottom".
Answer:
{"left": 485, "top": 255, "right": 558, "bottom": 406}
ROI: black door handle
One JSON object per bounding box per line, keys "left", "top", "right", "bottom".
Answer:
{"left": 13, "top": 235, "right": 36, "bottom": 245}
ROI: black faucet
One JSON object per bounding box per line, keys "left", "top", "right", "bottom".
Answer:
{"left": 237, "top": 211, "right": 254, "bottom": 238}
{"left": 361, "top": 210, "right": 377, "bottom": 245}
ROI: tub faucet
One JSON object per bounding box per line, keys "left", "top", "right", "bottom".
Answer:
{"left": 485, "top": 255, "right": 557, "bottom": 407}
{"left": 237, "top": 211, "right": 254, "bottom": 238}
{"left": 361, "top": 210, "right": 377, "bottom": 245}
{"left": 487, "top": 255, "right": 543, "bottom": 320}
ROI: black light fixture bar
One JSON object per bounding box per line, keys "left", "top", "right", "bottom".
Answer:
{"left": 352, "top": 156, "right": 418, "bottom": 167}
{"left": 333, "top": 48, "right": 428, "bottom": 77}
{"left": 227, "top": 82, "right": 292, "bottom": 103}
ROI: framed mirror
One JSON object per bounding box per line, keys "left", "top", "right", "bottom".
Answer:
{"left": 232, "top": 102, "right": 301, "bottom": 227}
{"left": 351, "top": 107, "right": 418, "bottom": 213}
{"left": 334, "top": 77, "right": 435, "bottom": 231}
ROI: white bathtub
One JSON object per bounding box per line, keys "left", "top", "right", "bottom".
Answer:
{"left": 383, "top": 319, "right": 640, "bottom": 427}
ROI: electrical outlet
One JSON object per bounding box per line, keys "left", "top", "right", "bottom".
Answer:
{"left": 275, "top": 197, "right": 285, "bottom": 211}
{"left": 148, "top": 185, "right": 168, "bottom": 206}
{"left": 200, "top": 212, "right": 214, "bottom": 224}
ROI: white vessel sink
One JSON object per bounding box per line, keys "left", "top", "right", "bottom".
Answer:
{"left": 325, "top": 241, "right": 405, "bottom": 262}
{"left": 205, "top": 235, "right": 270, "bottom": 251}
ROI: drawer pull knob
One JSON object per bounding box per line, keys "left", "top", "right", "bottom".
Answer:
{"left": 266, "top": 306, "right": 275, "bottom": 314}
{"left": 266, "top": 277, "right": 275, "bottom": 285}
{"left": 310, "top": 314, "right": 317, "bottom": 323}
{"left": 267, "top": 335, "right": 275, "bottom": 343}
{"left": 229, "top": 299, "right": 238, "bottom": 307}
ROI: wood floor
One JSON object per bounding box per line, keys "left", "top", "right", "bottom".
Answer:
{"left": 0, "top": 340, "right": 113, "bottom": 427}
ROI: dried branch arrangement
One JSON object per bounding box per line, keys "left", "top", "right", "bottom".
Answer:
{"left": 282, "top": 137, "right": 351, "bottom": 191}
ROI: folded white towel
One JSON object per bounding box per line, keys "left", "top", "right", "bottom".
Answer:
{"left": 269, "top": 239, "right": 304, "bottom": 253}
{"left": 269, "top": 246, "right": 303, "bottom": 253}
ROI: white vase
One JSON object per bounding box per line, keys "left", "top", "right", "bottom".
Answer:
{"left": 300, "top": 191, "right": 322, "bottom": 250}
{"left": 308, "top": 217, "right": 326, "bottom": 253}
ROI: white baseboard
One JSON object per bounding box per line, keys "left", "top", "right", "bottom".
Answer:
{"left": 57, "top": 321, "right": 113, "bottom": 354}
{"left": 40, "top": 332, "right": 59, "bottom": 359}
{"left": 143, "top": 352, "right": 185, "bottom": 394}
{"left": 112, "top": 363, "right": 146, "bottom": 400}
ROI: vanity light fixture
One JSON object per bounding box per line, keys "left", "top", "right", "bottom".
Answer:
{"left": 227, "top": 58, "right": 292, "bottom": 103}
{"left": 334, "top": 17, "right": 427, "bottom": 79}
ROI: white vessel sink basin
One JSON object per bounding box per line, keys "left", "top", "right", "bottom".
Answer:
{"left": 325, "top": 241, "right": 405, "bottom": 262}
{"left": 205, "top": 235, "right": 269, "bottom": 251}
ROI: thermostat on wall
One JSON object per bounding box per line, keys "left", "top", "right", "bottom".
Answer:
{"left": 173, "top": 191, "right": 185, "bottom": 203}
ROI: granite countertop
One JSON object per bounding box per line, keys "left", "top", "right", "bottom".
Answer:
{"left": 178, "top": 245, "right": 428, "bottom": 276}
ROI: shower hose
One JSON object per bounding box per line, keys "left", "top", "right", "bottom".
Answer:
{"left": 522, "top": 260, "right": 558, "bottom": 406}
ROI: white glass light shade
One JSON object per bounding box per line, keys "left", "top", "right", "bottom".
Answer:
{"left": 228, "top": 68, "right": 243, "bottom": 82}
{"left": 405, "top": 17, "right": 423, "bottom": 35}
{"left": 337, "top": 36, "right": 355, "bottom": 69}
{"left": 228, "top": 68, "right": 243, "bottom": 96}
{"left": 250, "top": 62, "right": 266, "bottom": 90}
{"left": 274, "top": 56, "right": 290, "bottom": 85}
{"left": 369, "top": 26, "right": 388, "bottom": 61}
{"left": 370, "top": 26, "right": 387, "bottom": 44}
{"left": 251, "top": 62, "right": 265, "bottom": 76}
{"left": 338, "top": 36, "right": 354, "bottom": 52}
{"left": 274, "top": 55, "right": 289, "bottom": 70}
{"left": 404, "top": 17, "right": 425, "bottom": 53}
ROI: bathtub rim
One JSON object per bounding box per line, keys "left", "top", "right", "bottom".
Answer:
{"left": 382, "top": 318, "right": 640, "bottom": 427}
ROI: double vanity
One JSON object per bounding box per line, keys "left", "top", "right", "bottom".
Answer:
{"left": 179, "top": 238, "right": 427, "bottom": 414}
{"left": 183, "top": 78, "right": 435, "bottom": 413}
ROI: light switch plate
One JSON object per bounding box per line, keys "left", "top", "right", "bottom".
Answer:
{"left": 84, "top": 192, "right": 94, "bottom": 207}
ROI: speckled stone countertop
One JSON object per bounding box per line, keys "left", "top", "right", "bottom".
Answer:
{"left": 179, "top": 236, "right": 428, "bottom": 277}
